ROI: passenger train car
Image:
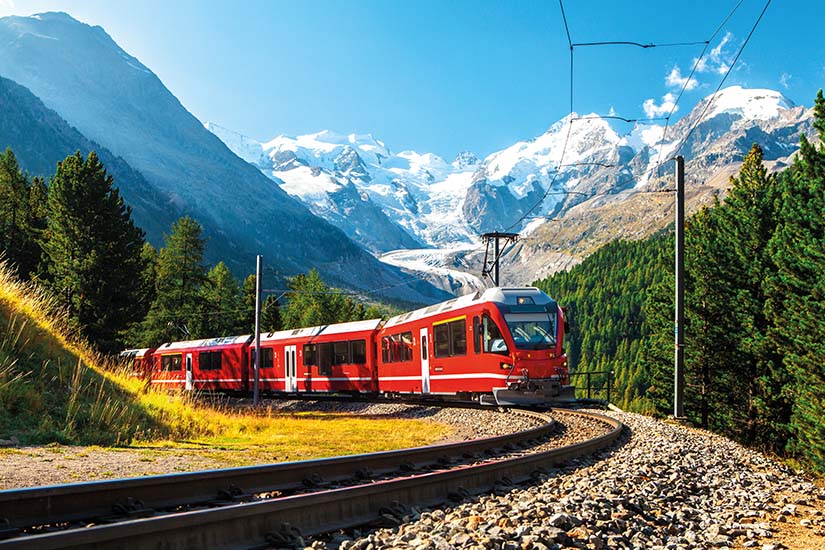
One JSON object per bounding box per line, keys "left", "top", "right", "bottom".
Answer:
{"left": 124, "top": 287, "right": 573, "bottom": 405}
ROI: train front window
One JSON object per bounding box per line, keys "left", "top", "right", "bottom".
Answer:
{"left": 482, "top": 315, "right": 509, "bottom": 355}
{"left": 505, "top": 313, "right": 556, "bottom": 350}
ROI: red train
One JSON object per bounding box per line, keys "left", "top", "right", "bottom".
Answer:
{"left": 121, "top": 287, "right": 574, "bottom": 405}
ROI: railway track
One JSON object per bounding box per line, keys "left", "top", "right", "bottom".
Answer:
{"left": 0, "top": 408, "right": 622, "bottom": 550}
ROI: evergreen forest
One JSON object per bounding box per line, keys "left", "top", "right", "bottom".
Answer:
{"left": 536, "top": 90, "right": 825, "bottom": 474}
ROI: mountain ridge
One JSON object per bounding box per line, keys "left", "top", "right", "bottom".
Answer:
{"left": 207, "top": 85, "right": 814, "bottom": 291}
{"left": 0, "top": 11, "right": 449, "bottom": 304}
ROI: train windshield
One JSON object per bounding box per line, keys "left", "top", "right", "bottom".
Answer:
{"left": 504, "top": 313, "right": 556, "bottom": 350}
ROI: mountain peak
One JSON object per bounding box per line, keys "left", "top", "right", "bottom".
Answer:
{"left": 452, "top": 151, "right": 479, "bottom": 169}
{"left": 30, "top": 11, "right": 79, "bottom": 22}
{"left": 704, "top": 86, "right": 796, "bottom": 121}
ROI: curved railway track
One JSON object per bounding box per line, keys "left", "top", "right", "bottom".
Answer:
{"left": 0, "top": 408, "right": 622, "bottom": 550}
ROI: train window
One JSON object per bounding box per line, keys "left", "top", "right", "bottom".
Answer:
{"left": 434, "top": 323, "right": 450, "bottom": 357}
{"left": 473, "top": 316, "right": 481, "bottom": 354}
{"left": 318, "top": 343, "right": 333, "bottom": 376}
{"left": 381, "top": 337, "right": 390, "bottom": 363}
{"left": 434, "top": 319, "right": 467, "bottom": 357}
{"left": 161, "top": 354, "right": 182, "bottom": 371}
{"left": 381, "top": 333, "right": 413, "bottom": 363}
{"left": 421, "top": 335, "right": 428, "bottom": 360}
{"left": 303, "top": 344, "right": 317, "bottom": 366}
{"left": 199, "top": 351, "right": 222, "bottom": 370}
{"left": 332, "top": 341, "right": 350, "bottom": 365}
{"left": 482, "top": 315, "right": 509, "bottom": 354}
{"left": 261, "top": 347, "right": 274, "bottom": 369}
{"left": 504, "top": 313, "right": 556, "bottom": 350}
{"left": 400, "top": 332, "right": 413, "bottom": 361}
{"left": 351, "top": 340, "right": 367, "bottom": 363}
{"left": 450, "top": 319, "right": 467, "bottom": 356}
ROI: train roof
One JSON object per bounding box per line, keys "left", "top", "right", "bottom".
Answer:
{"left": 383, "top": 287, "right": 556, "bottom": 329}
{"left": 119, "top": 348, "right": 153, "bottom": 358}
{"left": 260, "top": 318, "right": 383, "bottom": 342}
{"left": 156, "top": 334, "right": 253, "bottom": 352}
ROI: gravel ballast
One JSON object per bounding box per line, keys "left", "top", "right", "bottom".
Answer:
{"left": 1, "top": 405, "right": 822, "bottom": 550}
{"left": 316, "top": 409, "right": 825, "bottom": 550}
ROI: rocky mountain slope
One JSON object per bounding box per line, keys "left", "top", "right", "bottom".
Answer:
{"left": 0, "top": 12, "right": 448, "bottom": 304}
{"left": 0, "top": 76, "right": 235, "bottom": 264}
{"left": 209, "top": 86, "right": 813, "bottom": 291}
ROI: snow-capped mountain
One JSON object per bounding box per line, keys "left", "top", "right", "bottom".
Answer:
{"left": 206, "top": 124, "right": 482, "bottom": 253}
{"left": 208, "top": 85, "right": 814, "bottom": 292}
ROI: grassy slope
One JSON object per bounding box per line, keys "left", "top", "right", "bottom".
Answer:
{"left": 0, "top": 262, "right": 449, "bottom": 453}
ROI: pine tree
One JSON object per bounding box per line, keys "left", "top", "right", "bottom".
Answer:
{"left": 684, "top": 204, "right": 745, "bottom": 432}
{"left": 767, "top": 90, "right": 825, "bottom": 472}
{"left": 136, "top": 216, "right": 209, "bottom": 345}
{"left": 201, "top": 261, "right": 243, "bottom": 336}
{"left": 0, "top": 148, "right": 42, "bottom": 278}
{"left": 240, "top": 274, "right": 257, "bottom": 332}
{"left": 281, "top": 269, "right": 366, "bottom": 329}
{"left": 124, "top": 242, "right": 159, "bottom": 346}
{"left": 282, "top": 270, "right": 334, "bottom": 329}
{"left": 718, "top": 144, "right": 789, "bottom": 450}
{"left": 27, "top": 176, "right": 49, "bottom": 276}
{"left": 43, "top": 151, "right": 146, "bottom": 352}
{"left": 260, "top": 295, "right": 282, "bottom": 333}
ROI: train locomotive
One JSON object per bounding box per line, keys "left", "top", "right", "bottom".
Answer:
{"left": 122, "top": 287, "right": 574, "bottom": 405}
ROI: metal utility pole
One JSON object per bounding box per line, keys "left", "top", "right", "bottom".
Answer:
{"left": 253, "top": 255, "right": 262, "bottom": 406}
{"left": 481, "top": 232, "right": 519, "bottom": 287}
{"left": 674, "top": 156, "right": 685, "bottom": 418}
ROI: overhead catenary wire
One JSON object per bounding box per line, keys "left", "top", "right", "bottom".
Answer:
{"left": 670, "top": 0, "right": 772, "bottom": 160}
{"left": 572, "top": 40, "right": 709, "bottom": 48}
{"left": 654, "top": 0, "right": 747, "bottom": 171}
{"left": 239, "top": 1, "right": 772, "bottom": 297}
{"left": 510, "top": 0, "right": 769, "bottom": 230}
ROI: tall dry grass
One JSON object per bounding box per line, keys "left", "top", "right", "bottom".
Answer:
{"left": 0, "top": 260, "right": 450, "bottom": 453}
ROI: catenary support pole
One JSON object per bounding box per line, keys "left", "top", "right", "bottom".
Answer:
{"left": 253, "top": 255, "right": 262, "bottom": 406}
{"left": 674, "top": 156, "right": 685, "bottom": 418}
{"left": 494, "top": 236, "right": 500, "bottom": 287}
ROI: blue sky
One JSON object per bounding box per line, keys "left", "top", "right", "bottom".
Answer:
{"left": 1, "top": 0, "right": 823, "bottom": 159}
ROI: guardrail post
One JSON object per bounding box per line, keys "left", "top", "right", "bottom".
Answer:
{"left": 607, "top": 370, "right": 612, "bottom": 404}
{"left": 586, "top": 372, "right": 592, "bottom": 400}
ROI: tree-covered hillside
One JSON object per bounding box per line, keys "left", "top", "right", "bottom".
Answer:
{"left": 537, "top": 90, "right": 825, "bottom": 474}
{"left": 535, "top": 231, "right": 672, "bottom": 412}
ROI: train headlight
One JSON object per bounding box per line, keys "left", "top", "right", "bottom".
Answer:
{"left": 500, "top": 362, "right": 513, "bottom": 370}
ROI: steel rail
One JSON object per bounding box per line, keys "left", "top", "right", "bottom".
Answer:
{"left": 0, "top": 410, "right": 622, "bottom": 550}
{"left": 0, "top": 409, "right": 552, "bottom": 532}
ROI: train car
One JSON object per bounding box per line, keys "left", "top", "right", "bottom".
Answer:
{"left": 255, "top": 319, "right": 382, "bottom": 394}
{"left": 119, "top": 347, "right": 156, "bottom": 378}
{"left": 133, "top": 287, "right": 571, "bottom": 405}
{"left": 377, "top": 287, "right": 572, "bottom": 405}
{"left": 151, "top": 335, "right": 252, "bottom": 391}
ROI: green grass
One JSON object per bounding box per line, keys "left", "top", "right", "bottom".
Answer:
{"left": 0, "top": 261, "right": 451, "bottom": 456}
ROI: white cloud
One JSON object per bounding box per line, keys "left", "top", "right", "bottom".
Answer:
{"left": 709, "top": 32, "right": 731, "bottom": 63}
{"left": 608, "top": 106, "right": 617, "bottom": 117}
{"left": 643, "top": 93, "right": 678, "bottom": 118}
{"left": 780, "top": 73, "right": 791, "bottom": 89}
{"left": 666, "top": 65, "right": 698, "bottom": 91}
{"left": 693, "top": 31, "right": 734, "bottom": 75}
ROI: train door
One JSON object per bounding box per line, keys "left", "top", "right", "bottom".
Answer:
{"left": 185, "top": 353, "right": 193, "bottom": 391}
{"left": 419, "top": 327, "right": 430, "bottom": 394}
{"left": 285, "top": 345, "right": 297, "bottom": 392}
